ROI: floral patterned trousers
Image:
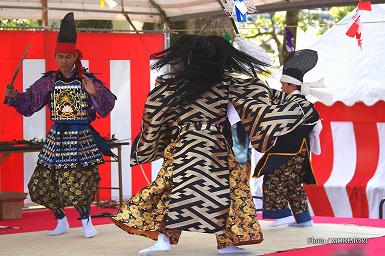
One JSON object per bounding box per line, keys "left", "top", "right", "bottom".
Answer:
{"left": 262, "top": 148, "right": 312, "bottom": 223}
{"left": 28, "top": 164, "right": 100, "bottom": 213}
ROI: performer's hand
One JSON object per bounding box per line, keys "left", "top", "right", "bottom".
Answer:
{"left": 4, "top": 87, "right": 17, "bottom": 98}
{"left": 82, "top": 75, "right": 97, "bottom": 97}
{"left": 155, "top": 76, "right": 162, "bottom": 87}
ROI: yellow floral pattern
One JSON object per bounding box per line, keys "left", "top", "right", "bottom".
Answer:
{"left": 28, "top": 164, "right": 100, "bottom": 210}
{"left": 216, "top": 152, "right": 263, "bottom": 248}
{"left": 263, "top": 148, "right": 309, "bottom": 214}
{"left": 111, "top": 142, "right": 182, "bottom": 243}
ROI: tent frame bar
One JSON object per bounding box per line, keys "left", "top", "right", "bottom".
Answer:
{"left": 169, "top": 0, "right": 385, "bottom": 21}
{"left": 0, "top": 5, "right": 160, "bottom": 16}
{"left": 1, "top": 0, "right": 384, "bottom": 22}
{"left": 0, "top": 26, "right": 164, "bottom": 33}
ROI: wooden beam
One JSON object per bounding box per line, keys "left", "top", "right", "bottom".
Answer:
{"left": 42, "top": 0, "right": 48, "bottom": 27}
{"left": 169, "top": 10, "right": 224, "bottom": 21}
{"left": 0, "top": 5, "right": 160, "bottom": 16}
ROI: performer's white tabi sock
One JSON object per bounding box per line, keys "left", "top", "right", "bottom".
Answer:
{"left": 48, "top": 216, "right": 70, "bottom": 236}
{"left": 288, "top": 220, "right": 314, "bottom": 227}
{"left": 138, "top": 233, "right": 171, "bottom": 255}
{"left": 218, "top": 245, "right": 247, "bottom": 254}
{"left": 268, "top": 216, "right": 296, "bottom": 227}
{"left": 81, "top": 216, "right": 97, "bottom": 238}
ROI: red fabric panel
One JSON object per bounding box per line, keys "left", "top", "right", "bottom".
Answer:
{"left": 126, "top": 35, "right": 164, "bottom": 194}
{"left": 358, "top": 0, "right": 372, "bottom": 11}
{"left": 76, "top": 33, "right": 164, "bottom": 195}
{"left": 307, "top": 102, "right": 384, "bottom": 217}
{"left": 89, "top": 59, "right": 112, "bottom": 200}
{"left": 346, "top": 21, "right": 359, "bottom": 38}
{"left": 304, "top": 121, "right": 334, "bottom": 216}
{"left": 0, "top": 56, "right": 24, "bottom": 192}
{"left": 347, "top": 123, "right": 379, "bottom": 218}
{"left": 45, "top": 32, "right": 57, "bottom": 132}
{"left": 131, "top": 56, "right": 152, "bottom": 194}
{"left": 314, "top": 101, "right": 385, "bottom": 122}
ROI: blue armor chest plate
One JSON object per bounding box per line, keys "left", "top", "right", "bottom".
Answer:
{"left": 50, "top": 79, "right": 89, "bottom": 122}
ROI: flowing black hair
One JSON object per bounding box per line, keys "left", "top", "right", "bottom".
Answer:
{"left": 150, "top": 35, "right": 270, "bottom": 105}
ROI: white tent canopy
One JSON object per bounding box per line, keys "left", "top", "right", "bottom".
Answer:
{"left": 1, "top": 0, "right": 384, "bottom": 23}
{"left": 0, "top": 0, "right": 281, "bottom": 23}
{"left": 267, "top": 4, "right": 385, "bottom": 106}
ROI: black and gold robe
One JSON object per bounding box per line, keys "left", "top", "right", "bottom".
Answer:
{"left": 111, "top": 76, "right": 315, "bottom": 248}
{"left": 254, "top": 94, "right": 320, "bottom": 184}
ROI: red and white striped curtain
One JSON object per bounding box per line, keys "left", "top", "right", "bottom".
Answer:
{"left": 1, "top": 31, "right": 384, "bottom": 219}
{"left": 305, "top": 102, "right": 385, "bottom": 219}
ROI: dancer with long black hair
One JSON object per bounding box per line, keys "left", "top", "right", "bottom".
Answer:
{"left": 111, "top": 35, "right": 316, "bottom": 255}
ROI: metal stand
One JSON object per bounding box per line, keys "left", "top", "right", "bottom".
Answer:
{"left": 0, "top": 140, "right": 129, "bottom": 209}
{"left": 379, "top": 198, "right": 385, "bottom": 219}
{"left": 95, "top": 142, "right": 130, "bottom": 208}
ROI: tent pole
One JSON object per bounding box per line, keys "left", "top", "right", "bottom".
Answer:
{"left": 149, "top": 0, "right": 170, "bottom": 32}
{"left": 121, "top": 0, "right": 138, "bottom": 32}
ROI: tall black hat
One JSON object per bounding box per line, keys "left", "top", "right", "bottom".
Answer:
{"left": 55, "top": 12, "right": 84, "bottom": 76}
{"left": 56, "top": 12, "right": 77, "bottom": 53}
{"left": 280, "top": 49, "right": 318, "bottom": 86}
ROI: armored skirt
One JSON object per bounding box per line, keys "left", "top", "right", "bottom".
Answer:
{"left": 7, "top": 70, "right": 117, "bottom": 211}
{"left": 28, "top": 123, "right": 103, "bottom": 210}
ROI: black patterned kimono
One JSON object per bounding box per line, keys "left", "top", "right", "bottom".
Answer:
{"left": 255, "top": 94, "right": 320, "bottom": 223}
{"left": 111, "top": 76, "right": 315, "bottom": 248}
